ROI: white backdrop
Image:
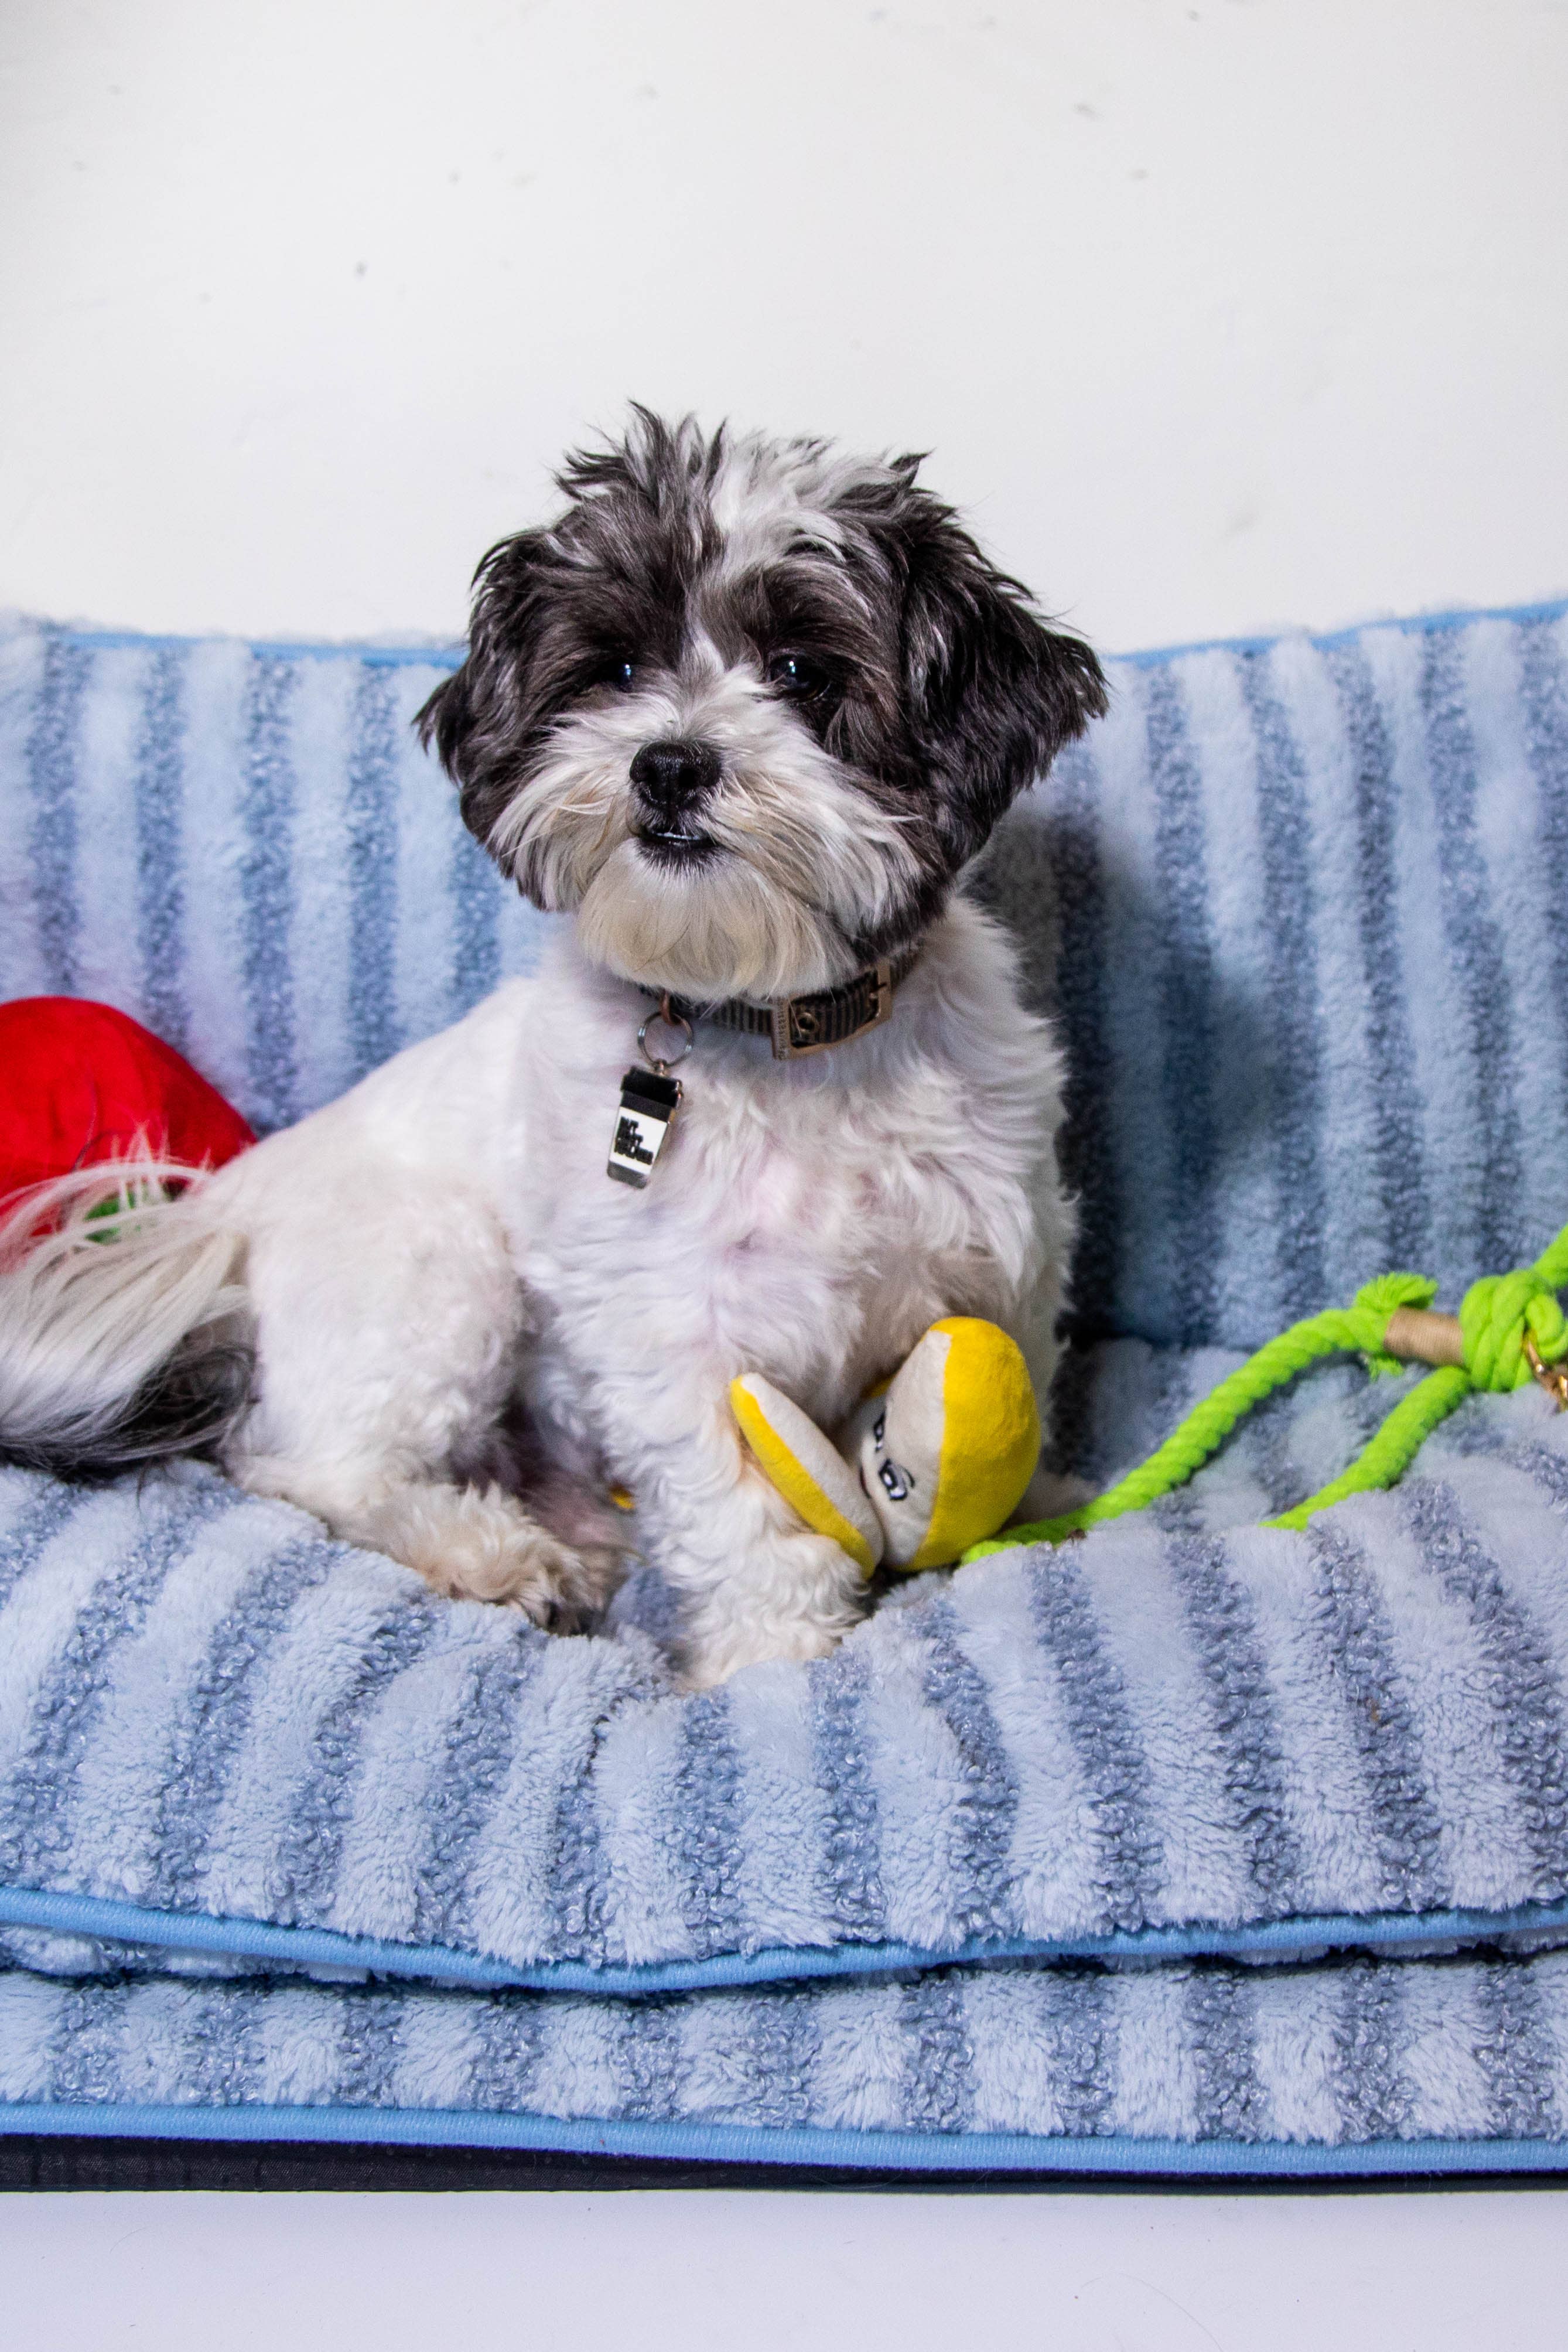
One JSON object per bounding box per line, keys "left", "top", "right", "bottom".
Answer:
{"left": 2, "top": 0, "right": 1564, "bottom": 653}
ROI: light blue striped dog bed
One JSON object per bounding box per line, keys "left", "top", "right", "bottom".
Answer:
{"left": 1, "top": 600, "right": 1567, "bottom": 2175}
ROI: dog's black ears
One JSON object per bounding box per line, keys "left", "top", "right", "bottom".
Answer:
{"left": 415, "top": 530, "right": 552, "bottom": 846}
{"left": 891, "top": 490, "right": 1107, "bottom": 852}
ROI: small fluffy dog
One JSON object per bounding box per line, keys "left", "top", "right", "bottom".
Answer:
{"left": 0, "top": 413, "right": 1106, "bottom": 1685}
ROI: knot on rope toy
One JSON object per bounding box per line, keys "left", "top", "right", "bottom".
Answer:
{"left": 1459, "top": 1268, "right": 1568, "bottom": 1392}
{"left": 1352, "top": 1272, "right": 1439, "bottom": 1374}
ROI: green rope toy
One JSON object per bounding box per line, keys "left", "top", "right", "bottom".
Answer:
{"left": 962, "top": 1220, "right": 1568, "bottom": 1564}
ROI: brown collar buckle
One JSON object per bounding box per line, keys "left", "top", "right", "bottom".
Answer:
{"left": 768, "top": 961, "right": 894, "bottom": 1060}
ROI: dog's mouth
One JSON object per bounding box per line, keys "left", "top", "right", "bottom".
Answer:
{"left": 635, "top": 824, "right": 718, "bottom": 865}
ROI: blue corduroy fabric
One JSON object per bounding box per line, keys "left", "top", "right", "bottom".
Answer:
{"left": 1, "top": 600, "right": 1567, "bottom": 2170}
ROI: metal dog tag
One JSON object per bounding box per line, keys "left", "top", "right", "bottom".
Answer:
{"left": 607, "top": 1067, "right": 682, "bottom": 1187}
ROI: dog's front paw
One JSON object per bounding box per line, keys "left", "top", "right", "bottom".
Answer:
{"left": 674, "top": 1527, "right": 867, "bottom": 1688}
{"left": 352, "top": 1481, "right": 619, "bottom": 1630}
{"left": 681, "top": 1616, "right": 846, "bottom": 1691}
{"left": 538, "top": 1538, "right": 634, "bottom": 1632}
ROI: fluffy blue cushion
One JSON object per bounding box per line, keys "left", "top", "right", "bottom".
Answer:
{"left": 3, "top": 601, "right": 1567, "bottom": 2172}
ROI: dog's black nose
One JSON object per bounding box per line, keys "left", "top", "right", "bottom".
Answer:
{"left": 629, "top": 739, "right": 721, "bottom": 826}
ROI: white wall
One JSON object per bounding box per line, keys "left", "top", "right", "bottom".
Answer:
{"left": 8, "top": 2185, "right": 1568, "bottom": 2352}
{"left": 1, "top": 0, "right": 1564, "bottom": 654}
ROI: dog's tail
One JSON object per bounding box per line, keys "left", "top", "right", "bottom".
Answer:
{"left": 0, "top": 1158, "right": 252, "bottom": 1477}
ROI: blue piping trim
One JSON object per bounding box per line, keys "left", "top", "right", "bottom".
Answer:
{"left": 11, "top": 598, "right": 1567, "bottom": 678}
{"left": 0, "top": 2100, "right": 1563, "bottom": 2175}
{"left": 17, "top": 624, "right": 466, "bottom": 670}
{"left": 4, "top": 1882, "right": 1566, "bottom": 1997}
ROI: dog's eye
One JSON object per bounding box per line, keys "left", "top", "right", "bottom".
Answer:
{"left": 599, "top": 657, "right": 639, "bottom": 692}
{"left": 765, "top": 652, "right": 831, "bottom": 699}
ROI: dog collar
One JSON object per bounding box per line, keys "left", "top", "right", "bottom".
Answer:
{"left": 643, "top": 944, "right": 923, "bottom": 1061}
{"left": 608, "top": 946, "right": 923, "bottom": 1184}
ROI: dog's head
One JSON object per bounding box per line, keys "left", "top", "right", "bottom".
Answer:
{"left": 419, "top": 409, "right": 1106, "bottom": 1000}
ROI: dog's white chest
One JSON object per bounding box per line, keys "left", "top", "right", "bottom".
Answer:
{"left": 558, "top": 1056, "right": 931, "bottom": 1267}
{"left": 484, "top": 909, "right": 1064, "bottom": 1452}
{"left": 522, "top": 1049, "right": 1034, "bottom": 1429}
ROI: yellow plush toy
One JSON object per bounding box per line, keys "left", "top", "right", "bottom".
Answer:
{"left": 730, "top": 1318, "right": 1040, "bottom": 1575}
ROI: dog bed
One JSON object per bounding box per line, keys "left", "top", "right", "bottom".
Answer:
{"left": 1, "top": 598, "right": 1566, "bottom": 2176}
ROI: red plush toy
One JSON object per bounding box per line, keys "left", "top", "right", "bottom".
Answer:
{"left": 0, "top": 998, "right": 255, "bottom": 1207}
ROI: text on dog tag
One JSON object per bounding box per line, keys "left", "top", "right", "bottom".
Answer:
{"left": 607, "top": 1067, "right": 682, "bottom": 1187}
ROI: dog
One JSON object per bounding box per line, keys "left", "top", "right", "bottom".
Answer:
{"left": 0, "top": 412, "right": 1106, "bottom": 1685}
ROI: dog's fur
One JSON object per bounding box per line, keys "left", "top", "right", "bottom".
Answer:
{"left": 0, "top": 413, "right": 1106, "bottom": 1685}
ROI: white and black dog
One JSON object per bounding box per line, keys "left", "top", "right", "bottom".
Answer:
{"left": 0, "top": 412, "right": 1105, "bottom": 1685}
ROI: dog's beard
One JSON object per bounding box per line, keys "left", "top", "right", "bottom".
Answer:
{"left": 488, "top": 670, "right": 921, "bottom": 1000}
{"left": 576, "top": 844, "right": 843, "bottom": 1000}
